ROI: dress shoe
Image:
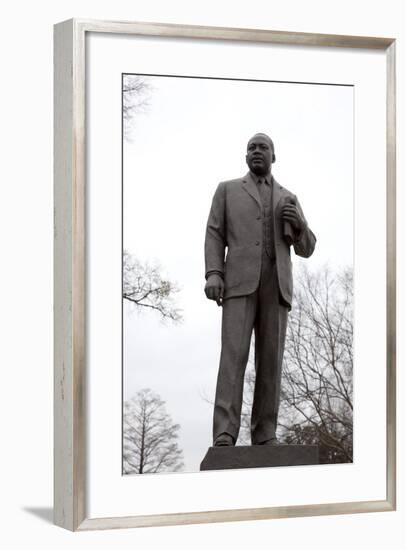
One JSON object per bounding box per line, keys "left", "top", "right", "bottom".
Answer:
{"left": 214, "top": 433, "right": 235, "bottom": 446}
{"left": 258, "top": 437, "right": 279, "bottom": 446}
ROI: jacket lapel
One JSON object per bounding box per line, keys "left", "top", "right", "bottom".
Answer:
{"left": 241, "top": 172, "right": 285, "bottom": 214}
{"left": 272, "top": 177, "right": 283, "bottom": 215}
{"left": 242, "top": 172, "right": 261, "bottom": 208}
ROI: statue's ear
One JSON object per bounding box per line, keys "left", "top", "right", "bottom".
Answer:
{"left": 272, "top": 153, "right": 276, "bottom": 163}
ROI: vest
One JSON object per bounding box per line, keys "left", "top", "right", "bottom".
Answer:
{"left": 257, "top": 178, "right": 275, "bottom": 260}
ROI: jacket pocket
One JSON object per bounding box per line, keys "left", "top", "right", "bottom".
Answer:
{"left": 225, "top": 246, "right": 260, "bottom": 290}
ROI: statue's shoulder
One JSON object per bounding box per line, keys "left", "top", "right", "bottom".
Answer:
{"left": 215, "top": 176, "right": 244, "bottom": 194}
{"left": 274, "top": 178, "right": 296, "bottom": 200}
{"left": 220, "top": 176, "right": 245, "bottom": 187}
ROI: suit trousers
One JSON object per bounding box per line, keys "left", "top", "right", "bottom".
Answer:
{"left": 213, "top": 254, "right": 288, "bottom": 444}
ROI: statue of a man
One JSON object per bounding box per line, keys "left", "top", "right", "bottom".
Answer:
{"left": 204, "top": 133, "right": 316, "bottom": 447}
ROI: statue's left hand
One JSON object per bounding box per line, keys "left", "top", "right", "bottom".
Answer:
{"left": 281, "top": 203, "right": 305, "bottom": 232}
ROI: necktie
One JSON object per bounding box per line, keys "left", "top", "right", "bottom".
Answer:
{"left": 258, "top": 177, "right": 269, "bottom": 206}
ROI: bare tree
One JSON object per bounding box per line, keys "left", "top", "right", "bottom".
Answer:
{"left": 123, "top": 75, "right": 152, "bottom": 140}
{"left": 238, "top": 265, "right": 353, "bottom": 463}
{"left": 123, "top": 388, "right": 184, "bottom": 474}
{"left": 123, "top": 250, "right": 182, "bottom": 322}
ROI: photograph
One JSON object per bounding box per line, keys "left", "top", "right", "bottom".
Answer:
{"left": 121, "top": 72, "right": 354, "bottom": 475}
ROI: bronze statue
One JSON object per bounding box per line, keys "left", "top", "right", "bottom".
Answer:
{"left": 204, "top": 133, "right": 316, "bottom": 447}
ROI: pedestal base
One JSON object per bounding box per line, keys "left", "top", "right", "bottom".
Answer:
{"left": 200, "top": 444, "right": 319, "bottom": 471}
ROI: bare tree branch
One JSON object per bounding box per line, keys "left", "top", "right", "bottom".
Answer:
{"left": 123, "top": 388, "right": 185, "bottom": 474}
{"left": 123, "top": 250, "right": 183, "bottom": 323}
{"left": 123, "top": 75, "right": 153, "bottom": 141}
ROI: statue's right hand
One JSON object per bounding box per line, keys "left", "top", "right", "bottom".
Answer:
{"left": 204, "top": 274, "right": 224, "bottom": 305}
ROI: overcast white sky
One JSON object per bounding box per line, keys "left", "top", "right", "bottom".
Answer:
{"left": 123, "top": 74, "right": 353, "bottom": 473}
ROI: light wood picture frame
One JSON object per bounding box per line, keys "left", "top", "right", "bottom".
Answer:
{"left": 54, "top": 18, "right": 396, "bottom": 531}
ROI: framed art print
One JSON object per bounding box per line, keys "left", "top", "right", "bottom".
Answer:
{"left": 54, "top": 19, "right": 396, "bottom": 530}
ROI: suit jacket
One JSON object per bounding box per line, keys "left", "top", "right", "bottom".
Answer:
{"left": 204, "top": 172, "right": 316, "bottom": 307}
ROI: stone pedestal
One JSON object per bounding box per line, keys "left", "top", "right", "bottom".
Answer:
{"left": 200, "top": 444, "right": 319, "bottom": 471}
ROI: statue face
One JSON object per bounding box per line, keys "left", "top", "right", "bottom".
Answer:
{"left": 246, "top": 135, "right": 274, "bottom": 175}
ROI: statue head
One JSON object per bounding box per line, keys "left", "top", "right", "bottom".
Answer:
{"left": 246, "top": 133, "right": 276, "bottom": 176}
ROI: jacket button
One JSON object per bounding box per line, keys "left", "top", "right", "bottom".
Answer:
{"left": 255, "top": 241, "right": 260, "bottom": 246}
